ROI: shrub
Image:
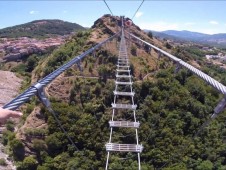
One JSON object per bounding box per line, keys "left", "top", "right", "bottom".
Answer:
{"left": 148, "top": 31, "right": 153, "bottom": 39}
{"left": 131, "top": 45, "right": 137, "bottom": 56}
{"left": 9, "top": 138, "right": 25, "bottom": 160}
{"left": 0, "top": 158, "right": 7, "bottom": 166}
{"left": 32, "top": 139, "right": 47, "bottom": 152}
{"left": 17, "top": 156, "right": 37, "bottom": 170}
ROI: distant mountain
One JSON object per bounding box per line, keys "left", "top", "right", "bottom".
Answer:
{"left": 146, "top": 30, "right": 179, "bottom": 40}
{"left": 162, "top": 30, "right": 208, "bottom": 40}
{"left": 148, "top": 29, "right": 226, "bottom": 47}
{"left": 0, "top": 19, "right": 86, "bottom": 38}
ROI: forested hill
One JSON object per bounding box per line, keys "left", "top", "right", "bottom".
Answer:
{"left": 3, "top": 15, "right": 226, "bottom": 170}
{"left": 0, "top": 19, "right": 85, "bottom": 38}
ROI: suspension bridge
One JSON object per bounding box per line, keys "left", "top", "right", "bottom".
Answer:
{"left": 2, "top": 16, "right": 226, "bottom": 169}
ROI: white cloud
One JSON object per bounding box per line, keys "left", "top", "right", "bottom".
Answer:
{"left": 135, "top": 12, "right": 143, "bottom": 18}
{"left": 63, "top": 10, "right": 68, "bottom": 14}
{"left": 184, "top": 22, "right": 195, "bottom": 26}
{"left": 209, "top": 20, "right": 218, "bottom": 25}
{"left": 29, "top": 10, "right": 39, "bottom": 15}
{"left": 139, "top": 21, "right": 179, "bottom": 31}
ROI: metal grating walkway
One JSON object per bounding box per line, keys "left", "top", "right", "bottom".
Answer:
{"left": 105, "top": 20, "right": 142, "bottom": 170}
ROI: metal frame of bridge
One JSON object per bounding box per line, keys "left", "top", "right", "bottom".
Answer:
{"left": 105, "top": 28, "right": 143, "bottom": 170}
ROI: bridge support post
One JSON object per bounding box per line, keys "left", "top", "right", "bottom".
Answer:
{"left": 148, "top": 47, "right": 151, "bottom": 54}
{"left": 77, "top": 62, "right": 83, "bottom": 76}
{"left": 174, "top": 62, "right": 182, "bottom": 74}
{"left": 158, "top": 51, "right": 162, "bottom": 58}
{"left": 212, "top": 97, "right": 226, "bottom": 118}
{"left": 156, "top": 51, "right": 161, "bottom": 70}
{"left": 93, "top": 51, "right": 96, "bottom": 58}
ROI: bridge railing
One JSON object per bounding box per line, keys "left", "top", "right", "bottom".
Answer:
{"left": 128, "top": 33, "right": 226, "bottom": 96}
{"left": 128, "top": 32, "right": 226, "bottom": 116}
{"left": 3, "top": 32, "right": 120, "bottom": 110}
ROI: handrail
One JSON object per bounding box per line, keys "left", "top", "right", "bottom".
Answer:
{"left": 3, "top": 32, "right": 120, "bottom": 110}
{"left": 128, "top": 32, "right": 226, "bottom": 96}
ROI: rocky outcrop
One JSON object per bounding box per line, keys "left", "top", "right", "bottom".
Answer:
{"left": 0, "top": 71, "right": 22, "bottom": 106}
{"left": 3, "top": 53, "right": 22, "bottom": 62}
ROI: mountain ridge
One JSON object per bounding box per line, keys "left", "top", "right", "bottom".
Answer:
{"left": 0, "top": 19, "right": 85, "bottom": 38}
{"left": 148, "top": 29, "right": 226, "bottom": 47}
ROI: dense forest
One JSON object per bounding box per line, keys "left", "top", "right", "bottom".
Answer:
{"left": 2, "top": 15, "right": 226, "bottom": 170}
{"left": 0, "top": 19, "right": 85, "bottom": 38}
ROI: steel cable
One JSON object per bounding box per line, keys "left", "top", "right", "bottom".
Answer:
{"left": 131, "top": 0, "right": 145, "bottom": 20}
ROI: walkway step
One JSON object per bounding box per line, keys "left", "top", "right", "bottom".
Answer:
{"left": 117, "top": 65, "right": 130, "bottom": 68}
{"left": 116, "top": 69, "right": 130, "bottom": 72}
{"left": 118, "top": 59, "right": 128, "bottom": 61}
{"left": 116, "top": 75, "right": 131, "bottom": 78}
{"left": 106, "top": 143, "right": 143, "bottom": 153}
{"left": 109, "top": 121, "right": 140, "bottom": 128}
{"left": 115, "top": 81, "right": 133, "bottom": 85}
{"left": 118, "top": 62, "right": 129, "bottom": 65}
{"left": 113, "top": 91, "right": 135, "bottom": 96}
{"left": 112, "top": 103, "right": 137, "bottom": 110}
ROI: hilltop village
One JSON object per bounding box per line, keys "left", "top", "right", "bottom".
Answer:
{"left": 0, "top": 36, "right": 67, "bottom": 62}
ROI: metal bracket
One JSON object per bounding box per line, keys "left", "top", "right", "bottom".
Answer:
{"left": 92, "top": 51, "right": 96, "bottom": 58}
{"left": 105, "top": 42, "right": 107, "bottom": 49}
{"left": 35, "top": 85, "right": 51, "bottom": 108}
{"left": 212, "top": 97, "right": 226, "bottom": 118}
{"left": 174, "top": 62, "right": 182, "bottom": 74}
{"left": 77, "top": 62, "right": 83, "bottom": 73}
{"left": 148, "top": 47, "right": 151, "bottom": 53}
{"left": 140, "top": 41, "right": 143, "bottom": 47}
{"left": 194, "top": 97, "right": 226, "bottom": 137}
{"left": 158, "top": 51, "right": 162, "bottom": 59}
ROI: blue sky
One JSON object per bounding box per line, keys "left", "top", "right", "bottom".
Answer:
{"left": 0, "top": 1, "right": 226, "bottom": 34}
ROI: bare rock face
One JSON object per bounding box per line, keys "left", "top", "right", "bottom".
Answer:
{"left": 0, "top": 70, "right": 22, "bottom": 107}
{"left": 16, "top": 107, "right": 48, "bottom": 156}
{"left": 2, "top": 53, "right": 22, "bottom": 62}
{"left": 0, "top": 71, "right": 22, "bottom": 170}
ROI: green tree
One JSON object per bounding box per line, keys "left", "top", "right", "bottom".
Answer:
{"left": 18, "top": 156, "right": 37, "bottom": 170}
{"left": 165, "top": 42, "right": 172, "bottom": 49}
{"left": 131, "top": 45, "right": 137, "bottom": 56}
{"left": 45, "top": 133, "right": 63, "bottom": 156}
{"left": 53, "top": 152, "right": 70, "bottom": 170}
{"left": 148, "top": 31, "right": 153, "bottom": 39}
{"left": 37, "top": 165, "right": 51, "bottom": 170}
{"left": 0, "top": 158, "right": 7, "bottom": 166}
{"left": 26, "top": 54, "right": 39, "bottom": 72}
{"left": 6, "top": 120, "right": 14, "bottom": 132}
{"left": 9, "top": 138, "right": 24, "bottom": 160}
{"left": 98, "top": 65, "right": 108, "bottom": 83}
{"left": 196, "top": 160, "right": 213, "bottom": 170}
{"left": 32, "top": 139, "right": 47, "bottom": 153}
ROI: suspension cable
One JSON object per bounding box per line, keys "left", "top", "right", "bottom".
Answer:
{"left": 131, "top": 0, "right": 145, "bottom": 20}
{"left": 103, "top": 0, "right": 114, "bottom": 16}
